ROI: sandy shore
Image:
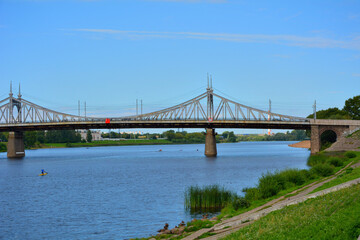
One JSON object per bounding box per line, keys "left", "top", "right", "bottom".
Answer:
{"left": 288, "top": 140, "right": 310, "bottom": 149}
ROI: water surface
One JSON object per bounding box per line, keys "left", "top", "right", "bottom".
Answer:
{"left": 0, "top": 141, "right": 309, "bottom": 239}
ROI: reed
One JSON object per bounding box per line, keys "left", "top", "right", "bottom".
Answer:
{"left": 184, "top": 185, "right": 237, "bottom": 211}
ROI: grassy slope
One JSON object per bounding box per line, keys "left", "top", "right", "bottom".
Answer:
{"left": 217, "top": 153, "right": 358, "bottom": 220}
{"left": 312, "top": 166, "right": 360, "bottom": 193}
{"left": 223, "top": 184, "right": 360, "bottom": 240}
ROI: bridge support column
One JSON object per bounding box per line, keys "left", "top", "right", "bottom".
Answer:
{"left": 7, "top": 131, "right": 25, "bottom": 158}
{"left": 310, "top": 125, "right": 320, "bottom": 154}
{"left": 205, "top": 128, "right": 217, "bottom": 157}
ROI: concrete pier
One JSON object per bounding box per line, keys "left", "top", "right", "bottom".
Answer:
{"left": 7, "top": 131, "right": 25, "bottom": 158}
{"left": 205, "top": 128, "right": 217, "bottom": 157}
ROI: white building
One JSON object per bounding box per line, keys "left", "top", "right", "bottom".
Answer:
{"left": 78, "top": 130, "right": 102, "bottom": 141}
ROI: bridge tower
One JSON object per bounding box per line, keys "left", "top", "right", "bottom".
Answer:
{"left": 7, "top": 83, "right": 25, "bottom": 158}
{"left": 205, "top": 75, "right": 217, "bottom": 157}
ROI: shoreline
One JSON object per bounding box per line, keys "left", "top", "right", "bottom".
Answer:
{"left": 288, "top": 140, "right": 310, "bottom": 149}
{"left": 147, "top": 152, "right": 360, "bottom": 239}
{"left": 0, "top": 140, "right": 308, "bottom": 152}
{"left": 30, "top": 140, "right": 305, "bottom": 151}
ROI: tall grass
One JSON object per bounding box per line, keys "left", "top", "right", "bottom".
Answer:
{"left": 184, "top": 185, "right": 237, "bottom": 212}
{"left": 244, "top": 168, "right": 315, "bottom": 201}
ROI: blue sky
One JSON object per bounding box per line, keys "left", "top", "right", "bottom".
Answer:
{"left": 0, "top": 0, "right": 359, "bottom": 133}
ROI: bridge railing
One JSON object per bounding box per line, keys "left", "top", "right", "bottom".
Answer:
{"left": 0, "top": 89, "right": 309, "bottom": 125}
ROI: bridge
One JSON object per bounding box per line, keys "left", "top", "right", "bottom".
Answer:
{"left": 1, "top": 83, "right": 360, "bottom": 158}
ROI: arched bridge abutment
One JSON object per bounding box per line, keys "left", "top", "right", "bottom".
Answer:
{"left": 310, "top": 125, "right": 349, "bottom": 154}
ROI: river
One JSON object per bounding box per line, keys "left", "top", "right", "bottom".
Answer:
{"left": 0, "top": 141, "right": 309, "bottom": 239}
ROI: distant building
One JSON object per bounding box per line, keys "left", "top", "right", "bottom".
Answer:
{"left": 77, "top": 130, "right": 102, "bottom": 141}
{"left": 120, "top": 131, "right": 142, "bottom": 134}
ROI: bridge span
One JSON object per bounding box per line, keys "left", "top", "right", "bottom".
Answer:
{"left": 1, "top": 84, "right": 360, "bottom": 158}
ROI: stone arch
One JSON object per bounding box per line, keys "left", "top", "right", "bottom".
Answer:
{"left": 311, "top": 125, "right": 350, "bottom": 154}
{"left": 318, "top": 126, "right": 348, "bottom": 151}
{"left": 320, "top": 129, "right": 337, "bottom": 149}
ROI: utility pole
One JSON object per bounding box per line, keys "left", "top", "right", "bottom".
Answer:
{"left": 268, "top": 99, "right": 272, "bottom": 135}
{"left": 78, "top": 100, "right": 80, "bottom": 116}
{"left": 141, "top": 100, "right": 143, "bottom": 115}
{"left": 84, "top": 101, "right": 86, "bottom": 118}
{"left": 313, "top": 100, "right": 317, "bottom": 120}
{"left": 136, "top": 99, "right": 138, "bottom": 115}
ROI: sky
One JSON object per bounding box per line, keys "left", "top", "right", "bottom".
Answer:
{"left": 0, "top": 0, "right": 359, "bottom": 133}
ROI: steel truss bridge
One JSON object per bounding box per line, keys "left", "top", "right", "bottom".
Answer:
{"left": 1, "top": 84, "right": 360, "bottom": 158}
{"left": 0, "top": 86, "right": 310, "bottom": 132}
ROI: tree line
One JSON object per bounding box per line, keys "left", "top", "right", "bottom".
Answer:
{"left": 23, "top": 130, "right": 82, "bottom": 148}
{"left": 307, "top": 95, "right": 360, "bottom": 120}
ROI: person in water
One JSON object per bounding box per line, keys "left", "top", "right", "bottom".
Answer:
{"left": 41, "top": 169, "right": 46, "bottom": 174}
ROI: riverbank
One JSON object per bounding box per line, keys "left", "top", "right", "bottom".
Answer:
{"left": 288, "top": 140, "right": 310, "bottom": 149}
{"left": 143, "top": 151, "right": 360, "bottom": 239}
{"left": 39, "top": 139, "right": 174, "bottom": 149}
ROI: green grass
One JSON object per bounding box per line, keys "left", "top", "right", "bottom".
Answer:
{"left": 184, "top": 185, "right": 238, "bottom": 212}
{"left": 312, "top": 166, "right": 360, "bottom": 193}
{"left": 185, "top": 219, "right": 215, "bottom": 232}
{"left": 216, "top": 179, "right": 320, "bottom": 220}
{"left": 197, "top": 232, "right": 216, "bottom": 239}
{"left": 214, "top": 152, "right": 358, "bottom": 221}
{"left": 222, "top": 183, "right": 360, "bottom": 240}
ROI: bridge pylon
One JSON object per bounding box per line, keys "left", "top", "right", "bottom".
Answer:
{"left": 205, "top": 128, "right": 217, "bottom": 157}
{"left": 7, "top": 131, "right": 25, "bottom": 158}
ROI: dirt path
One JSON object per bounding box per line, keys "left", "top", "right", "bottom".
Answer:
{"left": 183, "top": 161, "right": 358, "bottom": 240}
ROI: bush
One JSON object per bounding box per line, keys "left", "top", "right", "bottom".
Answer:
{"left": 345, "top": 152, "right": 357, "bottom": 159}
{"left": 346, "top": 167, "right": 354, "bottom": 174}
{"left": 299, "top": 169, "right": 317, "bottom": 180}
{"left": 307, "top": 154, "right": 328, "bottom": 166}
{"left": 280, "top": 169, "right": 307, "bottom": 186}
{"left": 231, "top": 197, "right": 250, "bottom": 210}
{"left": 311, "top": 164, "right": 335, "bottom": 177}
{"left": 0, "top": 142, "right": 7, "bottom": 152}
{"left": 258, "top": 172, "right": 282, "bottom": 198}
{"left": 243, "top": 187, "right": 261, "bottom": 201}
{"left": 327, "top": 157, "right": 343, "bottom": 167}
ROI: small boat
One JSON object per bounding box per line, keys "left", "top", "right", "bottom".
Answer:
{"left": 38, "top": 172, "right": 48, "bottom": 176}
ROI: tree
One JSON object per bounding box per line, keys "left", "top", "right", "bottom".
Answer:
{"left": 45, "top": 130, "right": 81, "bottom": 143}
{"left": 0, "top": 132, "right": 8, "bottom": 142}
{"left": 307, "top": 107, "right": 351, "bottom": 120}
{"left": 24, "top": 131, "right": 37, "bottom": 148}
{"left": 164, "top": 130, "right": 176, "bottom": 141}
{"left": 86, "top": 130, "right": 92, "bottom": 143}
{"left": 343, "top": 95, "right": 360, "bottom": 120}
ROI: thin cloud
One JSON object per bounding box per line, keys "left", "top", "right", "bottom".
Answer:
{"left": 348, "top": 14, "right": 359, "bottom": 20}
{"left": 65, "top": 28, "right": 360, "bottom": 51}
{"left": 144, "top": 0, "right": 228, "bottom": 2}
{"left": 284, "top": 11, "right": 302, "bottom": 21}
{"left": 273, "top": 54, "right": 291, "bottom": 59}
{"left": 352, "top": 73, "right": 360, "bottom": 77}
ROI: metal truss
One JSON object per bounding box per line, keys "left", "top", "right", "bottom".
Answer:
{"left": 0, "top": 87, "right": 308, "bottom": 125}
{"left": 0, "top": 95, "right": 90, "bottom": 124}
